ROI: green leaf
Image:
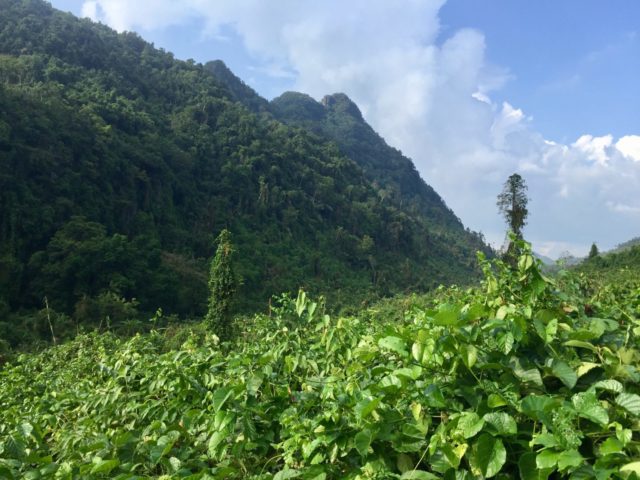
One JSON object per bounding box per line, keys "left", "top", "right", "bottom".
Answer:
{"left": 354, "top": 429, "right": 373, "bottom": 457}
{"left": 482, "top": 412, "right": 517, "bottom": 436}
{"left": 593, "top": 379, "right": 623, "bottom": 393}
{"left": 520, "top": 395, "right": 558, "bottom": 425}
{"left": 518, "top": 254, "right": 534, "bottom": 271}
{"left": 400, "top": 471, "right": 439, "bottom": 480}
{"left": 212, "top": 386, "right": 234, "bottom": 412}
{"left": 621, "top": 462, "right": 640, "bottom": 475}
{"left": 557, "top": 450, "right": 583, "bottom": 471}
{"left": 616, "top": 393, "right": 640, "bottom": 415}
{"left": 518, "top": 452, "right": 551, "bottom": 480}
{"left": 397, "top": 453, "right": 414, "bottom": 473}
{"left": 469, "top": 434, "right": 506, "bottom": 478}
{"left": 563, "top": 340, "right": 597, "bottom": 352}
{"left": 432, "top": 304, "right": 460, "bottom": 326}
{"left": 150, "top": 431, "right": 180, "bottom": 465}
{"left": 424, "top": 385, "right": 446, "bottom": 408}
{"left": 411, "top": 342, "right": 428, "bottom": 364}
{"left": 598, "top": 437, "right": 623, "bottom": 456}
{"left": 531, "top": 433, "right": 558, "bottom": 448}
{"left": 616, "top": 426, "right": 632, "bottom": 445}
{"left": 576, "top": 362, "right": 599, "bottom": 378}
{"left": 169, "top": 456, "right": 182, "bottom": 472}
{"left": 487, "top": 394, "right": 507, "bottom": 408}
{"left": 461, "top": 344, "right": 477, "bottom": 369}
{"left": 513, "top": 362, "right": 543, "bottom": 387}
{"left": 90, "top": 459, "right": 119, "bottom": 475}
{"left": 497, "top": 332, "right": 515, "bottom": 355}
{"left": 455, "top": 412, "right": 484, "bottom": 439}
{"left": 379, "top": 374, "right": 402, "bottom": 392}
{"left": 394, "top": 366, "right": 422, "bottom": 380}
{"left": 378, "top": 336, "right": 407, "bottom": 355}
{"left": 355, "top": 398, "right": 381, "bottom": 420}
{"left": 536, "top": 450, "right": 558, "bottom": 470}
{"left": 572, "top": 392, "right": 609, "bottom": 426}
{"left": 274, "top": 468, "right": 301, "bottom": 480}
{"left": 551, "top": 361, "right": 577, "bottom": 389}
{"left": 207, "top": 431, "right": 225, "bottom": 459}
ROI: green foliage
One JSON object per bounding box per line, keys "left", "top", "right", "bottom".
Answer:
{"left": 2, "top": 242, "right": 639, "bottom": 478}
{"left": 0, "top": 0, "right": 489, "bottom": 345}
{"left": 205, "top": 229, "right": 237, "bottom": 340}
{"left": 497, "top": 173, "right": 529, "bottom": 240}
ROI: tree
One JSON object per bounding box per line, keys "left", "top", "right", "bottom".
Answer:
{"left": 204, "top": 229, "right": 237, "bottom": 340}
{"left": 497, "top": 173, "right": 529, "bottom": 239}
{"left": 588, "top": 242, "right": 599, "bottom": 259}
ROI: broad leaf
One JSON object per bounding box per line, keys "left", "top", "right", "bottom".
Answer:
{"left": 274, "top": 468, "right": 301, "bottom": 480}
{"left": 355, "top": 398, "right": 381, "bottom": 420}
{"left": 593, "top": 379, "right": 623, "bottom": 393}
{"left": 572, "top": 392, "right": 609, "bottom": 426}
{"left": 400, "top": 471, "right": 439, "bottom": 480}
{"left": 90, "top": 459, "right": 119, "bottom": 475}
{"left": 469, "top": 434, "right": 506, "bottom": 478}
{"left": 482, "top": 412, "right": 517, "bottom": 436}
{"left": 378, "top": 336, "right": 407, "bottom": 356}
{"left": 551, "top": 360, "right": 577, "bottom": 389}
{"left": 354, "top": 429, "right": 373, "bottom": 457}
{"left": 616, "top": 393, "right": 640, "bottom": 415}
{"left": 518, "top": 452, "right": 551, "bottom": 480}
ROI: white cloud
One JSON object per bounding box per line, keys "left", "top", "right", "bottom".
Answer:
{"left": 572, "top": 134, "right": 613, "bottom": 165}
{"left": 607, "top": 201, "right": 640, "bottom": 214}
{"left": 616, "top": 135, "right": 640, "bottom": 162}
{"left": 79, "top": 0, "right": 640, "bottom": 258}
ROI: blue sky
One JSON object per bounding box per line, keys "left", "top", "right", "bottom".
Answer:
{"left": 49, "top": 0, "right": 640, "bottom": 258}
{"left": 440, "top": 0, "right": 639, "bottom": 142}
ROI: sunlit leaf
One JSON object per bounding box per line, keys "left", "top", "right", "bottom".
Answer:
{"left": 616, "top": 393, "right": 640, "bottom": 415}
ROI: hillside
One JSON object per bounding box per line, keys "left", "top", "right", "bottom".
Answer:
{"left": 578, "top": 243, "right": 640, "bottom": 282}
{"left": 0, "top": 0, "right": 488, "bottom": 346}
{"left": 610, "top": 237, "right": 640, "bottom": 254}
{"left": 207, "top": 64, "right": 473, "bottom": 240}
{"left": 2, "top": 244, "right": 639, "bottom": 478}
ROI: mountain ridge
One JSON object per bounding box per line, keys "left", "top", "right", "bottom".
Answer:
{"left": 0, "top": 0, "right": 489, "bottom": 345}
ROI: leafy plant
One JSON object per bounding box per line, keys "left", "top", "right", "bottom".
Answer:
{"left": 1, "top": 242, "right": 639, "bottom": 478}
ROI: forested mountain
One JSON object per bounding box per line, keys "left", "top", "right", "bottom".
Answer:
{"left": 610, "top": 237, "right": 640, "bottom": 254}
{"left": 579, "top": 243, "right": 640, "bottom": 278}
{"left": 0, "top": 0, "right": 489, "bottom": 344}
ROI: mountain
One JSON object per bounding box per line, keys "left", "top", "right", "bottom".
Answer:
{"left": 609, "top": 236, "right": 640, "bottom": 254}
{"left": 533, "top": 252, "right": 555, "bottom": 266}
{"left": 208, "top": 65, "right": 489, "bottom": 270}
{"left": 578, "top": 242, "right": 640, "bottom": 279}
{"left": 0, "top": 0, "right": 489, "bottom": 344}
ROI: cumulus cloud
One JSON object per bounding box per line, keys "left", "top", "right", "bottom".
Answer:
{"left": 616, "top": 135, "right": 640, "bottom": 162}
{"left": 572, "top": 134, "right": 613, "bottom": 165}
{"left": 80, "top": 0, "right": 639, "bottom": 258}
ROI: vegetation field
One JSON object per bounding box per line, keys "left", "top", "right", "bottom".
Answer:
{"left": 2, "top": 244, "right": 640, "bottom": 479}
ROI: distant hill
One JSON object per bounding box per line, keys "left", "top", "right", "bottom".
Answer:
{"left": 576, "top": 241, "right": 640, "bottom": 281}
{"left": 0, "top": 0, "right": 489, "bottom": 344}
{"left": 533, "top": 252, "right": 555, "bottom": 266}
{"left": 610, "top": 236, "right": 640, "bottom": 254}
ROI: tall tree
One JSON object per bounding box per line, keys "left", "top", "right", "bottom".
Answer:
{"left": 205, "top": 229, "right": 237, "bottom": 340}
{"left": 588, "top": 242, "right": 599, "bottom": 259}
{"left": 497, "top": 173, "right": 529, "bottom": 239}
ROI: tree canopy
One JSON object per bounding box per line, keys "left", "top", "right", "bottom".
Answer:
{"left": 0, "top": 0, "right": 490, "bottom": 346}
{"left": 497, "top": 173, "right": 529, "bottom": 239}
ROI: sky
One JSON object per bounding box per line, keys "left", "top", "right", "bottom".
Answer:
{"left": 49, "top": 0, "right": 640, "bottom": 258}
